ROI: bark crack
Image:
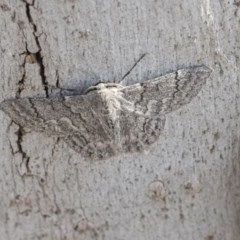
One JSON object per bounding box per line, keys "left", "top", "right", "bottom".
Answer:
{"left": 17, "top": 44, "right": 29, "bottom": 97}
{"left": 17, "top": 62, "right": 26, "bottom": 97}
{"left": 22, "top": 0, "right": 49, "bottom": 97}
{"left": 16, "top": 126, "right": 31, "bottom": 174}
{"left": 55, "top": 69, "right": 60, "bottom": 88}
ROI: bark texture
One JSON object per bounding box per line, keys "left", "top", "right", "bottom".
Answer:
{"left": 0, "top": 0, "right": 239, "bottom": 239}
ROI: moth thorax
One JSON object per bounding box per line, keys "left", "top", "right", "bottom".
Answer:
{"left": 101, "top": 88, "right": 121, "bottom": 122}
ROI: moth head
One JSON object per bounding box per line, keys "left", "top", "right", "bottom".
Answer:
{"left": 84, "top": 82, "right": 123, "bottom": 94}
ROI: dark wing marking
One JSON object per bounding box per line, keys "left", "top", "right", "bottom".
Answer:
{"left": 0, "top": 66, "right": 211, "bottom": 160}
{"left": 120, "top": 65, "right": 211, "bottom": 115}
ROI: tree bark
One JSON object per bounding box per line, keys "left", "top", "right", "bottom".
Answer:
{"left": 0, "top": 0, "right": 239, "bottom": 239}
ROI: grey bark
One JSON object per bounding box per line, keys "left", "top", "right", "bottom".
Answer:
{"left": 0, "top": 0, "right": 239, "bottom": 240}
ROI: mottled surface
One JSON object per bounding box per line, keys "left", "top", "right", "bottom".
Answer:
{"left": 0, "top": 0, "right": 240, "bottom": 240}
{"left": 0, "top": 66, "right": 211, "bottom": 160}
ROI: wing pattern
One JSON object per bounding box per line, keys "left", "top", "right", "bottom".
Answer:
{"left": 0, "top": 66, "right": 211, "bottom": 160}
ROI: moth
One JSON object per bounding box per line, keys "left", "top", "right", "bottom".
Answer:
{"left": 0, "top": 66, "right": 211, "bottom": 160}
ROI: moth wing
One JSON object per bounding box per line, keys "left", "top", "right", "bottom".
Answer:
{"left": 0, "top": 66, "right": 211, "bottom": 160}
{"left": 115, "top": 66, "right": 211, "bottom": 152}
{"left": 116, "top": 107, "right": 166, "bottom": 153}
{"left": 120, "top": 65, "right": 211, "bottom": 115}
{"left": 0, "top": 97, "right": 50, "bottom": 132}
{"left": 60, "top": 92, "right": 119, "bottom": 159}
{"left": 0, "top": 92, "right": 117, "bottom": 159}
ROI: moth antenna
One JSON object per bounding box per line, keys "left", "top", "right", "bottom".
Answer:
{"left": 120, "top": 53, "right": 147, "bottom": 83}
